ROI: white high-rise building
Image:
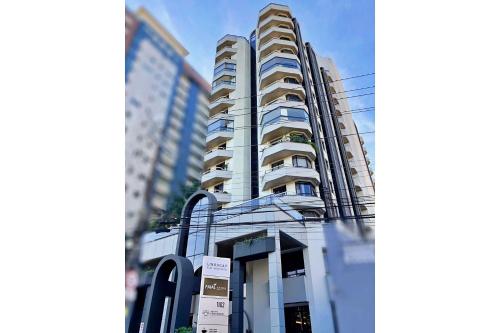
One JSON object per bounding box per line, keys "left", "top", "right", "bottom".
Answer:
{"left": 133, "top": 4, "right": 375, "bottom": 333}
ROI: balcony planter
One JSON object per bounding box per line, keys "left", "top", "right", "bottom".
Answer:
{"left": 233, "top": 236, "right": 275, "bottom": 261}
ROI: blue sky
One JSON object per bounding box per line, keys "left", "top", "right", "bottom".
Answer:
{"left": 126, "top": 0, "right": 375, "bottom": 170}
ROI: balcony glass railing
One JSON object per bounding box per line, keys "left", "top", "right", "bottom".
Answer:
{"left": 207, "top": 126, "right": 234, "bottom": 135}
{"left": 260, "top": 57, "right": 300, "bottom": 75}
{"left": 208, "top": 119, "right": 234, "bottom": 135}
{"left": 261, "top": 107, "right": 309, "bottom": 127}
{"left": 212, "top": 80, "right": 236, "bottom": 89}
{"left": 214, "top": 63, "right": 237, "bottom": 76}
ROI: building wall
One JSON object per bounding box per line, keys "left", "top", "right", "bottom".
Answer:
{"left": 203, "top": 36, "right": 252, "bottom": 207}
{"left": 125, "top": 8, "right": 209, "bottom": 237}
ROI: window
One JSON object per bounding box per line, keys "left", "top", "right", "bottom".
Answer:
{"left": 259, "top": 56, "right": 299, "bottom": 75}
{"left": 281, "top": 250, "right": 305, "bottom": 278}
{"left": 293, "top": 155, "right": 312, "bottom": 168}
{"left": 281, "top": 48, "right": 294, "bottom": 54}
{"left": 286, "top": 94, "right": 302, "bottom": 102}
{"left": 212, "top": 76, "right": 236, "bottom": 88}
{"left": 214, "top": 62, "right": 236, "bottom": 76}
{"left": 214, "top": 183, "right": 224, "bottom": 193}
{"left": 208, "top": 119, "right": 234, "bottom": 134}
{"left": 278, "top": 24, "right": 289, "bottom": 29}
{"left": 286, "top": 108, "right": 308, "bottom": 121}
{"left": 273, "top": 185, "right": 287, "bottom": 195}
{"left": 261, "top": 107, "right": 308, "bottom": 126}
{"left": 279, "top": 36, "right": 291, "bottom": 41}
{"left": 216, "top": 162, "right": 227, "bottom": 170}
{"left": 218, "top": 143, "right": 227, "bottom": 150}
{"left": 295, "top": 182, "right": 316, "bottom": 196}
{"left": 271, "top": 160, "right": 284, "bottom": 170}
{"left": 133, "top": 191, "right": 140, "bottom": 198}
{"left": 284, "top": 77, "right": 299, "bottom": 84}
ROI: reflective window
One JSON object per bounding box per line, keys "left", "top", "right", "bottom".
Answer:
{"left": 208, "top": 119, "right": 234, "bottom": 134}
{"left": 286, "top": 94, "right": 302, "bottom": 102}
{"left": 293, "top": 156, "right": 312, "bottom": 168}
{"left": 261, "top": 107, "right": 308, "bottom": 126}
{"left": 260, "top": 57, "right": 300, "bottom": 75}
{"left": 295, "top": 182, "right": 316, "bottom": 196}
{"left": 214, "top": 62, "right": 237, "bottom": 76}
{"left": 185, "top": 197, "right": 210, "bottom": 271}
{"left": 273, "top": 185, "right": 287, "bottom": 194}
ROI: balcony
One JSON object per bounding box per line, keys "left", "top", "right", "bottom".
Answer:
{"left": 259, "top": 26, "right": 296, "bottom": 45}
{"left": 258, "top": 3, "right": 292, "bottom": 24}
{"left": 208, "top": 97, "right": 235, "bottom": 116}
{"left": 214, "top": 58, "right": 236, "bottom": 70}
{"left": 258, "top": 14, "right": 294, "bottom": 36}
{"left": 212, "top": 191, "right": 232, "bottom": 204}
{"left": 279, "top": 194, "right": 325, "bottom": 212}
{"left": 206, "top": 128, "right": 234, "bottom": 149}
{"left": 261, "top": 140, "right": 316, "bottom": 166}
{"left": 261, "top": 166, "right": 320, "bottom": 191}
{"left": 204, "top": 148, "right": 233, "bottom": 167}
{"left": 259, "top": 38, "right": 298, "bottom": 61}
{"left": 259, "top": 81, "right": 305, "bottom": 106}
{"left": 215, "top": 46, "right": 237, "bottom": 64}
{"left": 213, "top": 67, "right": 236, "bottom": 82}
{"left": 201, "top": 167, "right": 232, "bottom": 188}
{"left": 211, "top": 79, "right": 236, "bottom": 101}
{"left": 261, "top": 118, "right": 312, "bottom": 143}
{"left": 259, "top": 60, "right": 302, "bottom": 90}
{"left": 216, "top": 34, "right": 238, "bottom": 51}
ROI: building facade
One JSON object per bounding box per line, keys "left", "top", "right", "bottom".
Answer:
{"left": 125, "top": 7, "right": 210, "bottom": 238}
{"left": 137, "top": 3, "right": 374, "bottom": 333}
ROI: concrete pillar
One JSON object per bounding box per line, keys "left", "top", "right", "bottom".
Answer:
{"left": 267, "top": 231, "right": 285, "bottom": 333}
{"left": 230, "top": 260, "right": 245, "bottom": 333}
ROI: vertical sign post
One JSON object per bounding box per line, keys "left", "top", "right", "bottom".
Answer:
{"left": 196, "top": 256, "right": 231, "bottom": 333}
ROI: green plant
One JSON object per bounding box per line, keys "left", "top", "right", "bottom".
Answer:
{"left": 289, "top": 133, "right": 308, "bottom": 144}
{"left": 236, "top": 235, "right": 266, "bottom": 246}
{"left": 175, "top": 327, "right": 193, "bottom": 333}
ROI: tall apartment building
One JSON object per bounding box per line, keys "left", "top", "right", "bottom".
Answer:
{"left": 125, "top": 7, "right": 210, "bottom": 238}
{"left": 135, "top": 4, "right": 374, "bottom": 333}
{"left": 201, "top": 3, "right": 374, "bottom": 227}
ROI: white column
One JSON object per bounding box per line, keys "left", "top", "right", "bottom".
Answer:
{"left": 267, "top": 228, "right": 286, "bottom": 333}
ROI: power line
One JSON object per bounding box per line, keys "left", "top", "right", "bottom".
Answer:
{"left": 209, "top": 72, "right": 375, "bottom": 103}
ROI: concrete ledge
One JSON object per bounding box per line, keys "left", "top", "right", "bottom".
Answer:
{"left": 233, "top": 236, "right": 275, "bottom": 261}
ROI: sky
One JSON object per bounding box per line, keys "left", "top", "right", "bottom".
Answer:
{"left": 125, "top": 0, "right": 375, "bottom": 171}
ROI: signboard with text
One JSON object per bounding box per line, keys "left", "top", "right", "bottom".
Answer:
{"left": 196, "top": 256, "right": 230, "bottom": 333}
